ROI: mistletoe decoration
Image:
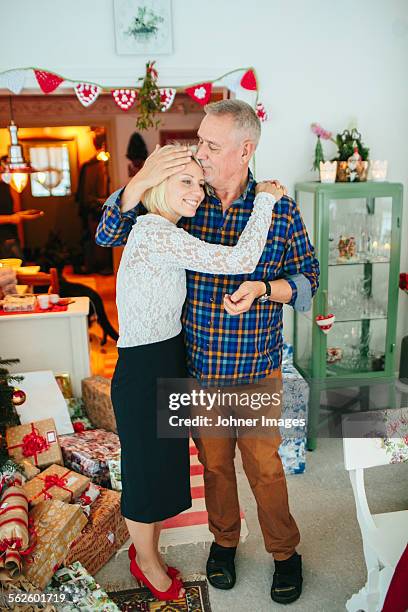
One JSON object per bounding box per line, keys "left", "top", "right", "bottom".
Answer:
{"left": 135, "top": 61, "right": 163, "bottom": 130}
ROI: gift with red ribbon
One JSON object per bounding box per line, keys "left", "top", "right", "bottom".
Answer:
{"left": 0, "top": 480, "right": 37, "bottom": 580}
{"left": 23, "top": 464, "right": 90, "bottom": 507}
{"left": 6, "top": 418, "right": 63, "bottom": 469}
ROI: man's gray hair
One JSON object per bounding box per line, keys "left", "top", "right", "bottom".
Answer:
{"left": 203, "top": 99, "right": 261, "bottom": 145}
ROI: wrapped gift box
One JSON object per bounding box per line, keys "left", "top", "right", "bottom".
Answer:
{"left": 45, "top": 561, "right": 120, "bottom": 611}
{"left": 107, "top": 452, "right": 121, "bottom": 491}
{"left": 65, "top": 488, "right": 129, "bottom": 575}
{"left": 82, "top": 376, "right": 117, "bottom": 433}
{"left": 24, "top": 499, "right": 87, "bottom": 590}
{"left": 58, "top": 429, "right": 120, "bottom": 488}
{"left": 279, "top": 362, "right": 309, "bottom": 475}
{"left": 23, "top": 464, "right": 90, "bottom": 506}
{"left": 6, "top": 419, "right": 63, "bottom": 469}
{"left": 0, "top": 480, "right": 29, "bottom": 580}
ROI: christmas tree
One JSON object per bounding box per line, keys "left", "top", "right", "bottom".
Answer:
{"left": 0, "top": 358, "right": 22, "bottom": 469}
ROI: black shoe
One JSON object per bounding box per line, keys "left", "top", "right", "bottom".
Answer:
{"left": 271, "top": 552, "right": 303, "bottom": 604}
{"left": 206, "top": 542, "right": 236, "bottom": 590}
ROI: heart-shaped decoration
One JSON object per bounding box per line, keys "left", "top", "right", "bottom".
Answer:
{"left": 75, "top": 83, "right": 101, "bottom": 107}
{"left": 315, "top": 314, "right": 336, "bottom": 334}
{"left": 112, "top": 89, "right": 137, "bottom": 111}
{"left": 160, "top": 88, "right": 176, "bottom": 111}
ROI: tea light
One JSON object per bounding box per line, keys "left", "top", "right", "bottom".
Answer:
{"left": 369, "top": 160, "right": 388, "bottom": 182}
{"left": 319, "top": 161, "right": 337, "bottom": 183}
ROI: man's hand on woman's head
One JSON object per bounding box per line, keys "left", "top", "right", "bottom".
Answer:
{"left": 256, "top": 180, "right": 287, "bottom": 202}
{"left": 121, "top": 145, "right": 193, "bottom": 213}
{"left": 0, "top": 267, "right": 17, "bottom": 298}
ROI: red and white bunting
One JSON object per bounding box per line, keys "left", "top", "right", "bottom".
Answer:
{"left": 112, "top": 89, "right": 137, "bottom": 111}
{"left": 240, "top": 69, "right": 257, "bottom": 91}
{"left": 256, "top": 102, "right": 268, "bottom": 122}
{"left": 160, "top": 88, "right": 176, "bottom": 112}
{"left": 74, "top": 83, "right": 101, "bottom": 107}
{"left": 185, "top": 83, "right": 212, "bottom": 106}
{"left": 0, "top": 69, "right": 27, "bottom": 94}
{"left": 34, "top": 70, "right": 64, "bottom": 94}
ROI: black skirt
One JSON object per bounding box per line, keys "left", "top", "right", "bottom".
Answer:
{"left": 111, "top": 332, "right": 191, "bottom": 523}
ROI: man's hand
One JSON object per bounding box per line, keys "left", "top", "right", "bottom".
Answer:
{"left": 0, "top": 267, "right": 17, "bottom": 298}
{"left": 121, "top": 145, "right": 193, "bottom": 213}
{"left": 16, "top": 210, "right": 44, "bottom": 222}
{"left": 223, "top": 281, "right": 265, "bottom": 315}
{"left": 256, "top": 180, "right": 287, "bottom": 202}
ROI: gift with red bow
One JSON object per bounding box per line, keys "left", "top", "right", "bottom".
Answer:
{"left": 23, "top": 464, "right": 90, "bottom": 507}
{"left": 0, "top": 478, "right": 37, "bottom": 580}
{"left": 6, "top": 418, "right": 63, "bottom": 469}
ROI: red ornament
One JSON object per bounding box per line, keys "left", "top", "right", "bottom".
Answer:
{"left": 112, "top": 89, "right": 137, "bottom": 111}
{"left": 34, "top": 70, "right": 64, "bottom": 94}
{"left": 185, "top": 83, "right": 212, "bottom": 106}
{"left": 73, "top": 421, "right": 85, "bottom": 433}
{"left": 160, "top": 88, "right": 176, "bottom": 111}
{"left": 75, "top": 83, "right": 101, "bottom": 107}
{"left": 12, "top": 388, "right": 26, "bottom": 406}
{"left": 240, "top": 69, "right": 257, "bottom": 91}
{"left": 256, "top": 102, "right": 268, "bottom": 122}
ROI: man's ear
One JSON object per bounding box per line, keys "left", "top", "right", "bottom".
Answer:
{"left": 241, "top": 140, "right": 256, "bottom": 164}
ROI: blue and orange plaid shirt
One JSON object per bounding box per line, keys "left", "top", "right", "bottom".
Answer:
{"left": 96, "top": 172, "right": 319, "bottom": 385}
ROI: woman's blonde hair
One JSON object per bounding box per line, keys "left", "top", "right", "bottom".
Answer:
{"left": 143, "top": 143, "right": 202, "bottom": 215}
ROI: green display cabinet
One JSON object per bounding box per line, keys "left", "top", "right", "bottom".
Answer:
{"left": 293, "top": 181, "right": 403, "bottom": 449}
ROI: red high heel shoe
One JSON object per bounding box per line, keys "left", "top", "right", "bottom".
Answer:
{"left": 128, "top": 543, "right": 181, "bottom": 579}
{"left": 130, "top": 557, "right": 184, "bottom": 601}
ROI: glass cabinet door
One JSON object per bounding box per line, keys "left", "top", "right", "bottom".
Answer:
{"left": 326, "top": 196, "right": 392, "bottom": 375}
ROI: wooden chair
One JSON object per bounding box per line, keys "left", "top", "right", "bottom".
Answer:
{"left": 16, "top": 267, "right": 60, "bottom": 295}
{"left": 343, "top": 412, "right": 408, "bottom": 611}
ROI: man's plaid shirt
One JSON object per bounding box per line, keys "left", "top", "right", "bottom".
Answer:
{"left": 96, "top": 172, "right": 319, "bottom": 386}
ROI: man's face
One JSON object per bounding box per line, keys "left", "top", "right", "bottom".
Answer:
{"left": 196, "top": 114, "right": 245, "bottom": 188}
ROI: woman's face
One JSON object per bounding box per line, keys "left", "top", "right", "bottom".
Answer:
{"left": 164, "top": 160, "right": 205, "bottom": 219}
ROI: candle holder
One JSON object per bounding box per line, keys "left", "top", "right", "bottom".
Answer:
{"left": 319, "top": 161, "right": 337, "bottom": 183}
{"left": 368, "top": 160, "right": 388, "bottom": 182}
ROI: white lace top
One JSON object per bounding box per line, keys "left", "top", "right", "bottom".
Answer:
{"left": 116, "top": 192, "right": 275, "bottom": 347}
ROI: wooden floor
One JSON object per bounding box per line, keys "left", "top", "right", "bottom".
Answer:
{"left": 64, "top": 271, "right": 118, "bottom": 378}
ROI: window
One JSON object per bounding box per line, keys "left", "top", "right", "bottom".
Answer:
{"left": 29, "top": 145, "right": 72, "bottom": 197}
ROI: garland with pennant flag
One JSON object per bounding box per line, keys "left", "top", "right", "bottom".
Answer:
{"left": 0, "top": 65, "right": 269, "bottom": 127}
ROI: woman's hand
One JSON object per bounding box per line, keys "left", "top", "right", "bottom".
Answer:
{"left": 255, "top": 180, "right": 287, "bottom": 201}
{"left": 121, "top": 145, "right": 193, "bottom": 213}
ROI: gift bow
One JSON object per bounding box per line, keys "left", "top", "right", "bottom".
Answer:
{"left": 8, "top": 424, "right": 51, "bottom": 467}
{"left": 0, "top": 517, "right": 37, "bottom": 577}
{"left": 31, "top": 470, "right": 74, "bottom": 503}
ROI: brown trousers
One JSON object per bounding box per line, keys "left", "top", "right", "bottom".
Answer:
{"left": 193, "top": 370, "right": 300, "bottom": 561}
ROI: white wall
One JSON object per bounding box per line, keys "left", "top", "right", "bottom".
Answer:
{"left": 2, "top": 0, "right": 408, "bottom": 352}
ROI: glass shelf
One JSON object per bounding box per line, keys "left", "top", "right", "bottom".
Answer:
{"left": 300, "top": 311, "right": 387, "bottom": 323}
{"left": 328, "top": 258, "right": 390, "bottom": 267}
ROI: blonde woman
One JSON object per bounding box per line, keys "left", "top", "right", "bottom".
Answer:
{"left": 111, "top": 150, "right": 285, "bottom": 601}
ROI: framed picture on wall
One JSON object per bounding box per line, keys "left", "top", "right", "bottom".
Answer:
{"left": 114, "top": 0, "right": 173, "bottom": 55}
{"left": 159, "top": 130, "right": 199, "bottom": 146}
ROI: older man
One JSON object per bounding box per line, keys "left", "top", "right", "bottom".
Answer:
{"left": 96, "top": 100, "right": 319, "bottom": 604}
